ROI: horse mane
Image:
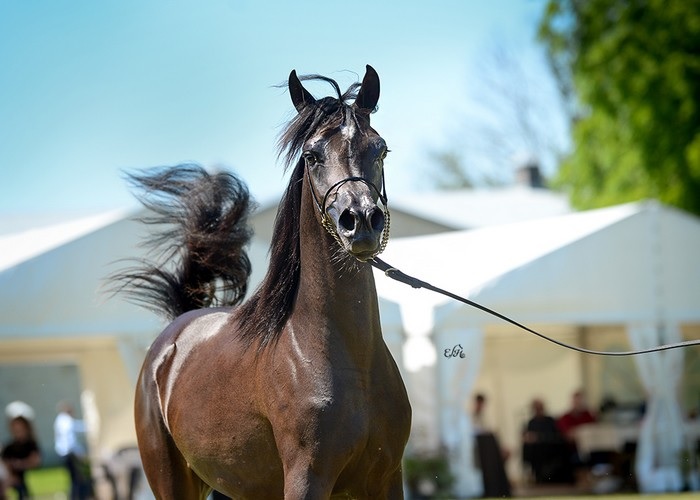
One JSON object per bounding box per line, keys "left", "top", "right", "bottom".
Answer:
{"left": 237, "top": 74, "right": 368, "bottom": 349}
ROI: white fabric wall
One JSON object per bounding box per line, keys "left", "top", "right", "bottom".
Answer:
{"left": 434, "top": 326, "right": 484, "bottom": 497}
{"left": 629, "top": 323, "right": 686, "bottom": 492}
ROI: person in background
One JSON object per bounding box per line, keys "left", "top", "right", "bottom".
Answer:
{"left": 54, "top": 402, "right": 92, "bottom": 500}
{"left": 0, "top": 456, "right": 8, "bottom": 500}
{"left": 472, "top": 393, "right": 488, "bottom": 434}
{"left": 470, "top": 392, "right": 512, "bottom": 497}
{"left": 522, "top": 398, "right": 573, "bottom": 484}
{"left": 557, "top": 389, "right": 596, "bottom": 469}
{"left": 557, "top": 389, "right": 596, "bottom": 439}
{"left": 1, "top": 416, "right": 41, "bottom": 499}
{"left": 523, "top": 398, "right": 560, "bottom": 445}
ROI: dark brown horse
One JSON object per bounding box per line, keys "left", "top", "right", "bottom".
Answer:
{"left": 113, "top": 66, "right": 411, "bottom": 499}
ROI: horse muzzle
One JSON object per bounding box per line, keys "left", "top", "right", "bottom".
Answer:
{"left": 339, "top": 205, "right": 385, "bottom": 257}
{"left": 325, "top": 202, "right": 388, "bottom": 261}
{"left": 312, "top": 174, "right": 390, "bottom": 261}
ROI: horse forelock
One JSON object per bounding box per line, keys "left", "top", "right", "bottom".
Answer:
{"left": 277, "top": 76, "right": 366, "bottom": 170}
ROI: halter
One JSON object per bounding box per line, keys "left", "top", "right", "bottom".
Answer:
{"left": 305, "top": 165, "right": 391, "bottom": 259}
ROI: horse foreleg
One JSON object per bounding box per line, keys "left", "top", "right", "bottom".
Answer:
{"left": 282, "top": 466, "right": 334, "bottom": 500}
{"left": 140, "top": 428, "right": 211, "bottom": 500}
{"left": 383, "top": 470, "right": 405, "bottom": 499}
{"left": 136, "top": 386, "right": 211, "bottom": 499}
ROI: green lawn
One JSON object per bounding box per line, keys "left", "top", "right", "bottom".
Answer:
{"left": 526, "top": 497, "right": 698, "bottom": 500}
{"left": 6, "top": 467, "right": 69, "bottom": 499}
{"left": 5, "top": 468, "right": 699, "bottom": 499}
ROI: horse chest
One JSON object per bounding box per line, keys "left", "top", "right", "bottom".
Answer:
{"left": 263, "top": 347, "right": 410, "bottom": 491}
{"left": 332, "top": 367, "right": 411, "bottom": 492}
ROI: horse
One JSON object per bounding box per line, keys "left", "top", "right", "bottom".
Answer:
{"left": 112, "top": 65, "right": 411, "bottom": 499}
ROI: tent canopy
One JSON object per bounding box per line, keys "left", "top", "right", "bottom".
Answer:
{"left": 389, "top": 185, "right": 570, "bottom": 230}
{"left": 3, "top": 200, "right": 698, "bottom": 338}
{"left": 0, "top": 210, "right": 161, "bottom": 338}
{"left": 374, "top": 201, "right": 700, "bottom": 330}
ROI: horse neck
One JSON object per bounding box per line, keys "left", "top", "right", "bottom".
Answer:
{"left": 293, "top": 183, "right": 382, "bottom": 348}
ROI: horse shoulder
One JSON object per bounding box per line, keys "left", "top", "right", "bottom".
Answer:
{"left": 140, "top": 309, "right": 239, "bottom": 423}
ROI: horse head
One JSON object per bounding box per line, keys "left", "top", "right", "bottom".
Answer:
{"left": 288, "top": 65, "right": 389, "bottom": 262}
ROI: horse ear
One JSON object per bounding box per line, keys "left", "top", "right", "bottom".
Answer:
{"left": 289, "top": 70, "right": 316, "bottom": 112}
{"left": 354, "top": 65, "right": 380, "bottom": 112}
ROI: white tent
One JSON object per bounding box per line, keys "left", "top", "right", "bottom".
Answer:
{"left": 0, "top": 210, "right": 162, "bottom": 338}
{"left": 374, "top": 201, "right": 700, "bottom": 494}
{"left": 389, "top": 185, "right": 570, "bottom": 230}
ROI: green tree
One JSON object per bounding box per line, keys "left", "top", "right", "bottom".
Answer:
{"left": 539, "top": 0, "right": 700, "bottom": 215}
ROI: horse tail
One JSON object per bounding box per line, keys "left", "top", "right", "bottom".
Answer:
{"left": 110, "top": 164, "right": 255, "bottom": 320}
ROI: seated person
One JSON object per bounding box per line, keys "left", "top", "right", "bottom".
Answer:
{"left": 557, "top": 390, "right": 596, "bottom": 439}
{"left": 522, "top": 398, "right": 574, "bottom": 484}
{"left": 557, "top": 390, "right": 596, "bottom": 467}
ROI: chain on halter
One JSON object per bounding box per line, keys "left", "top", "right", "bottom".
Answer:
{"left": 307, "top": 169, "right": 391, "bottom": 259}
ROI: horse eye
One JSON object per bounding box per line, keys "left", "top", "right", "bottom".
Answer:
{"left": 303, "top": 151, "right": 318, "bottom": 165}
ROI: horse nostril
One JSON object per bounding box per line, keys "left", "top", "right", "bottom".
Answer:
{"left": 369, "top": 208, "right": 385, "bottom": 232}
{"left": 339, "top": 209, "right": 357, "bottom": 233}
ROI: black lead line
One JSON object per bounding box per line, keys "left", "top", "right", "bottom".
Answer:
{"left": 370, "top": 257, "right": 700, "bottom": 356}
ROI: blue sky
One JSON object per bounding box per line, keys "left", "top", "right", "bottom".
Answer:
{"left": 0, "top": 0, "right": 557, "bottom": 215}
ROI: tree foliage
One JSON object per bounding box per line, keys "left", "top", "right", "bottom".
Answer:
{"left": 539, "top": 0, "right": 700, "bottom": 215}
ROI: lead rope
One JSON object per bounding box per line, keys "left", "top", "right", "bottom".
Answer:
{"left": 370, "top": 257, "right": 700, "bottom": 356}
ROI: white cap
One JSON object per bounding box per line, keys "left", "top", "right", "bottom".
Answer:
{"left": 5, "top": 401, "right": 35, "bottom": 421}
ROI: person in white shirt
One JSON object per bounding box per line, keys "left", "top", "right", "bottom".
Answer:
{"left": 54, "top": 402, "right": 91, "bottom": 500}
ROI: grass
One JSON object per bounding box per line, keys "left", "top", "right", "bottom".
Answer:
{"left": 5, "top": 468, "right": 699, "bottom": 499}
{"left": 6, "top": 467, "right": 69, "bottom": 499}
{"left": 531, "top": 497, "right": 698, "bottom": 500}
